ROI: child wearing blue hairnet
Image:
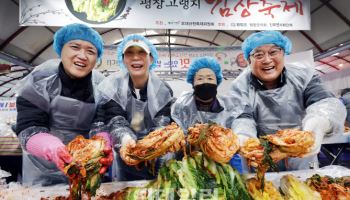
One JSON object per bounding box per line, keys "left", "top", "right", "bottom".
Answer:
{"left": 230, "top": 30, "right": 346, "bottom": 171}
{"left": 94, "top": 34, "right": 174, "bottom": 181}
{"left": 171, "top": 56, "right": 245, "bottom": 173}
{"left": 16, "top": 23, "right": 113, "bottom": 185}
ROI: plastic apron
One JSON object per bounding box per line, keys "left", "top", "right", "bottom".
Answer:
{"left": 116, "top": 96, "right": 159, "bottom": 181}
{"left": 171, "top": 91, "right": 239, "bottom": 133}
{"left": 128, "top": 97, "right": 148, "bottom": 137}
{"left": 171, "top": 91, "right": 246, "bottom": 171}
{"left": 22, "top": 84, "right": 96, "bottom": 186}
{"left": 252, "top": 84, "right": 305, "bottom": 136}
{"left": 251, "top": 66, "right": 317, "bottom": 170}
{"left": 98, "top": 71, "right": 173, "bottom": 181}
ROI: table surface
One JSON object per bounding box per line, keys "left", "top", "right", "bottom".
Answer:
{"left": 1, "top": 165, "right": 349, "bottom": 200}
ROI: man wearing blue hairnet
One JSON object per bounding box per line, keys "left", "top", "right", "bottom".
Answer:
{"left": 230, "top": 30, "right": 346, "bottom": 170}
{"left": 94, "top": 34, "right": 174, "bottom": 181}
{"left": 16, "top": 23, "right": 113, "bottom": 185}
{"left": 171, "top": 56, "right": 245, "bottom": 172}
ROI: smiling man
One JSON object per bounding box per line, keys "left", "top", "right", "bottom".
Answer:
{"left": 94, "top": 34, "right": 174, "bottom": 181}
{"left": 16, "top": 23, "right": 113, "bottom": 185}
{"left": 230, "top": 31, "right": 346, "bottom": 171}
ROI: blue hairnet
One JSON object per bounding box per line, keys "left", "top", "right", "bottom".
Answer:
{"left": 53, "top": 23, "right": 104, "bottom": 60}
{"left": 242, "top": 31, "right": 292, "bottom": 60}
{"left": 186, "top": 57, "right": 223, "bottom": 85}
{"left": 117, "top": 34, "right": 159, "bottom": 70}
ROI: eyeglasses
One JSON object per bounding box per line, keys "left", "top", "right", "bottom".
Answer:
{"left": 250, "top": 47, "right": 283, "bottom": 61}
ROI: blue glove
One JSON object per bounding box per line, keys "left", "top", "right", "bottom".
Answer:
{"left": 230, "top": 154, "right": 243, "bottom": 174}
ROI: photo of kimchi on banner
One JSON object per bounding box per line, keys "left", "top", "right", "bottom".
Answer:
{"left": 19, "top": 0, "right": 310, "bottom": 30}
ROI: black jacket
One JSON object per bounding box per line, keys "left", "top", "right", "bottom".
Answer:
{"left": 16, "top": 63, "right": 95, "bottom": 134}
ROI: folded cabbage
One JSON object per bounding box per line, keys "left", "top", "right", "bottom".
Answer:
{"left": 261, "top": 129, "right": 314, "bottom": 157}
{"left": 126, "top": 122, "right": 186, "bottom": 163}
{"left": 64, "top": 135, "right": 106, "bottom": 200}
{"left": 280, "top": 174, "right": 321, "bottom": 200}
{"left": 187, "top": 123, "right": 240, "bottom": 163}
{"left": 246, "top": 178, "right": 283, "bottom": 200}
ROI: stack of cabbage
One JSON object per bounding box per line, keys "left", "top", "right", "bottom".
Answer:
{"left": 112, "top": 151, "right": 251, "bottom": 200}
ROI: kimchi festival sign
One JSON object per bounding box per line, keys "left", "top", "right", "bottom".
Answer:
{"left": 97, "top": 45, "right": 245, "bottom": 72}
{"left": 19, "top": 0, "right": 310, "bottom": 30}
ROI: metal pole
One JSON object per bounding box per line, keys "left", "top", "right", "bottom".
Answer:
{"left": 167, "top": 29, "right": 173, "bottom": 75}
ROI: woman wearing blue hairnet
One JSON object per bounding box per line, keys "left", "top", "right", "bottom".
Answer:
{"left": 94, "top": 34, "right": 174, "bottom": 181}
{"left": 230, "top": 30, "right": 346, "bottom": 171}
{"left": 15, "top": 23, "right": 113, "bottom": 185}
{"left": 171, "top": 56, "right": 245, "bottom": 172}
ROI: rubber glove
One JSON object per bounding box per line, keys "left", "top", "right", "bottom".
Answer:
{"left": 95, "top": 132, "right": 114, "bottom": 174}
{"left": 119, "top": 135, "right": 140, "bottom": 166}
{"left": 230, "top": 154, "right": 243, "bottom": 173}
{"left": 26, "top": 133, "right": 72, "bottom": 171}
{"left": 236, "top": 134, "right": 251, "bottom": 173}
{"left": 238, "top": 134, "right": 250, "bottom": 147}
{"left": 302, "top": 116, "right": 331, "bottom": 157}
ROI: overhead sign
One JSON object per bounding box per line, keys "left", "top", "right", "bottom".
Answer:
{"left": 19, "top": 0, "right": 310, "bottom": 30}
{"left": 96, "top": 46, "right": 247, "bottom": 73}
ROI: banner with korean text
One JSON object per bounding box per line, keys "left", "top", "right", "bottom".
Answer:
{"left": 20, "top": 0, "right": 310, "bottom": 30}
{"left": 96, "top": 45, "right": 246, "bottom": 73}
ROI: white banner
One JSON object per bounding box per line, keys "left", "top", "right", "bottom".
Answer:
{"left": 0, "top": 98, "right": 17, "bottom": 137}
{"left": 96, "top": 46, "right": 246, "bottom": 73}
{"left": 19, "top": 0, "right": 310, "bottom": 30}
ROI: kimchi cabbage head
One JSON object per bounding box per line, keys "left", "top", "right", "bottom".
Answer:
{"left": 64, "top": 135, "right": 105, "bottom": 174}
{"left": 63, "top": 135, "right": 106, "bottom": 199}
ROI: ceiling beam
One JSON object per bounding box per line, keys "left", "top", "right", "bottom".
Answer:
{"left": 312, "top": 0, "right": 330, "bottom": 14}
{"left": 315, "top": 69, "right": 326, "bottom": 74}
{"left": 299, "top": 30, "right": 324, "bottom": 53}
{"left": 0, "top": 27, "right": 27, "bottom": 50}
{"left": 26, "top": 27, "right": 54, "bottom": 63}
{"left": 319, "top": 0, "right": 350, "bottom": 27}
{"left": 0, "top": 88, "right": 12, "bottom": 97}
{"left": 0, "top": 51, "right": 33, "bottom": 69}
{"left": 100, "top": 28, "right": 119, "bottom": 35}
{"left": 29, "top": 41, "right": 53, "bottom": 63}
{"left": 119, "top": 29, "right": 124, "bottom": 39}
{"left": 154, "top": 43, "right": 191, "bottom": 47}
{"left": 211, "top": 31, "right": 220, "bottom": 47}
{"left": 314, "top": 41, "right": 350, "bottom": 60}
{"left": 0, "top": 76, "right": 21, "bottom": 87}
{"left": 44, "top": 26, "right": 55, "bottom": 34}
{"left": 335, "top": 56, "right": 350, "bottom": 63}
{"left": 318, "top": 60, "right": 340, "bottom": 70}
{"left": 185, "top": 30, "right": 191, "bottom": 46}
{"left": 10, "top": 0, "right": 18, "bottom": 6}
{"left": 231, "top": 31, "right": 246, "bottom": 46}
{"left": 217, "top": 30, "right": 243, "bottom": 42}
